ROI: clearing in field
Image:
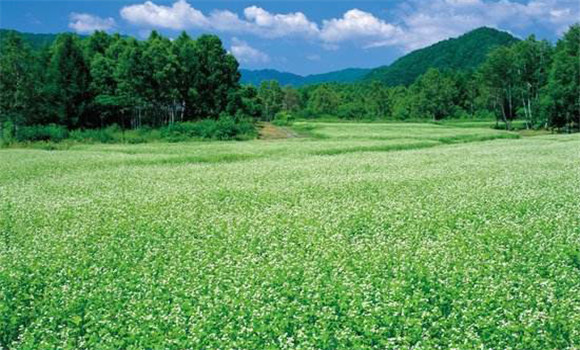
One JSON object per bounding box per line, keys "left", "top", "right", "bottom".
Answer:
{"left": 1, "top": 122, "right": 579, "bottom": 349}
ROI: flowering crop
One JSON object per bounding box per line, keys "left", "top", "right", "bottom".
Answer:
{"left": 1, "top": 123, "right": 579, "bottom": 349}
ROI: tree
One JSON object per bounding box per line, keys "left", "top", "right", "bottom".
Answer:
{"left": 173, "top": 31, "right": 198, "bottom": 121}
{"left": 512, "top": 36, "right": 552, "bottom": 128}
{"left": 542, "top": 24, "right": 579, "bottom": 131}
{"left": 142, "top": 31, "right": 178, "bottom": 126}
{"left": 114, "top": 38, "right": 145, "bottom": 129}
{"left": 478, "top": 46, "right": 518, "bottom": 129}
{"left": 367, "top": 81, "right": 391, "bottom": 118}
{"left": 282, "top": 86, "right": 301, "bottom": 113}
{"left": 192, "top": 35, "right": 240, "bottom": 119}
{"left": 0, "top": 33, "right": 35, "bottom": 133}
{"left": 407, "top": 69, "right": 458, "bottom": 121}
{"left": 47, "top": 33, "right": 91, "bottom": 128}
{"left": 308, "top": 85, "right": 340, "bottom": 116}
{"left": 258, "top": 80, "right": 284, "bottom": 120}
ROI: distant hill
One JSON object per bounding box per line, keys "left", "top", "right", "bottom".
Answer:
{"left": 364, "top": 27, "right": 519, "bottom": 86}
{"left": 240, "top": 68, "right": 370, "bottom": 87}
{"left": 0, "top": 29, "right": 60, "bottom": 49}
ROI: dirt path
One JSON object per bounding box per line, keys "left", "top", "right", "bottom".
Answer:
{"left": 258, "top": 122, "right": 299, "bottom": 140}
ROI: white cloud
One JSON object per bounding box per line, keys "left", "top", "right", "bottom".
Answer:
{"left": 397, "top": 0, "right": 580, "bottom": 50}
{"left": 230, "top": 38, "right": 270, "bottom": 64}
{"left": 119, "top": 0, "right": 579, "bottom": 51}
{"left": 320, "top": 9, "right": 402, "bottom": 46}
{"left": 242, "top": 6, "right": 319, "bottom": 38}
{"left": 120, "top": 1, "right": 319, "bottom": 39}
{"left": 120, "top": 0, "right": 208, "bottom": 30}
{"left": 68, "top": 13, "right": 116, "bottom": 34}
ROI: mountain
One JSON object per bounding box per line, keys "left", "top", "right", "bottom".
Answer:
{"left": 0, "top": 29, "right": 60, "bottom": 49}
{"left": 364, "top": 27, "right": 519, "bottom": 86}
{"left": 240, "top": 69, "right": 305, "bottom": 86}
{"left": 240, "top": 68, "right": 371, "bottom": 87}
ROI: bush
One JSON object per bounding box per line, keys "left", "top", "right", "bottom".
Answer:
{"left": 69, "top": 125, "right": 121, "bottom": 143}
{"left": 16, "top": 124, "right": 68, "bottom": 142}
{"left": 1, "top": 121, "right": 16, "bottom": 145}
{"left": 272, "top": 111, "right": 295, "bottom": 126}
{"left": 161, "top": 116, "right": 256, "bottom": 141}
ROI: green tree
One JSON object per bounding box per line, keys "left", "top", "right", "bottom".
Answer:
{"left": 0, "top": 33, "right": 35, "bottom": 134}
{"left": 47, "top": 33, "right": 91, "bottom": 128}
{"left": 410, "top": 68, "right": 458, "bottom": 121}
{"left": 512, "top": 36, "right": 552, "bottom": 128}
{"left": 258, "top": 80, "right": 284, "bottom": 121}
{"left": 478, "top": 46, "right": 518, "bottom": 129}
{"left": 542, "top": 24, "right": 579, "bottom": 131}
{"left": 282, "top": 86, "right": 301, "bottom": 113}
{"left": 192, "top": 35, "right": 240, "bottom": 119}
{"left": 308, "top": 85, "right": 340, "bottom": 116}
{"left": 173, "top": 31, "right": 198, "bottom": 121}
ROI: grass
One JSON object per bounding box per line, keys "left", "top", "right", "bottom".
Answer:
{"left": 1, "top": 122, "right": 579, "bottom": 349}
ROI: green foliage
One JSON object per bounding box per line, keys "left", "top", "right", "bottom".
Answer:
{"left": 365, "top": 27, "right": 519, "bottom": 86}
{"left": 161, "top": 117, "right": 256, "bottom": 141}
{"left": 542, "top": 24, "right": 580, "bottom": 131}
{"left": 15, "top": 124, "right": 69, "bottom": 142}
{"left": 272, "top": 111, "right": 295, "bottom": 126}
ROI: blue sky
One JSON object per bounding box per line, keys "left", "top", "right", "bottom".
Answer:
{"left": 1, "top": 0, "right": 578, "bottom": 75}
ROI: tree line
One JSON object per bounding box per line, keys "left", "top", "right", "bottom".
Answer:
{"left": 259, "top": 24, "right": 579, "bottom": 131}
{"left": 0, "top": 30, "right": 258, "bottom": 135}
{"left": 0, "top": 24, "right": 578, "bottom": 142}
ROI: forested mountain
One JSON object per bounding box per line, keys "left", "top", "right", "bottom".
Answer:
{"left": 241, "top": 68, "right": 370, "bottom": 87}
{"left": 0, "top": 29, "right": 60, "bottom": 49}
{"left": 364, "top": 27, "right": 519, "bottom": 86}
{"left": 240, "top": 69, "right": 304, "bottom": 86}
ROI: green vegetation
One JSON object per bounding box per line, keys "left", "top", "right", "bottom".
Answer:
{"left": 364, "top": 27, "right": 519, "bottom": 86}
{"left": 1, "top": 25, "right": 578, "bottom": 145}
{"left": 1, "top": 122, "right": 579, "bottom": 349}
{"left": 0, "top": 29, "right": 252, "bottom": 143}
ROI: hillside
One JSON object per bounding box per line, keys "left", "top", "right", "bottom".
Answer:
{"left": 240, "top": 69, "right": 305, "bottom": 86}
{"left": 240, "top": 67, "right": 370, "bottom": 87}
{"left": 364, "top": 27, "right": 519, "bottom": 86}
{"left": 0, "top": 29, "right": 59, "bottom": 49}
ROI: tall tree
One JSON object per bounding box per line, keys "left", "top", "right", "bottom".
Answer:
{"left": 172, "top": 31, "right": 198, "bottom": 121}
{"left": 512, "top": 36, "right": 552, "bottom": 128}
{"left": 410, "top": 68, "right": 458, "bottom": 121}
{"left": 258, "top": 80, "right": 284, "bottom": 121}
{"left": 542, "top": 24, "right": 579, "bottom": 131}
{"left": 308, "top": 85, "right": 340, "bottom": 116}
{"left": 192, "top": 35, "right": 240, "bottom": 119}
{"left": 478, "top": 46, "right": 518, "bottom": 129}
{"left": 0, "top": 33, "right": 35, "bottom": 132}
{"left": 47, "top": 33, "right": 91, "bottom": 128}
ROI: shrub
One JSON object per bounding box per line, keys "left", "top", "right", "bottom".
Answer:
{"left": 272, "top": 111, "right": 295, "bottom": 126}
{"left": 161, "top": 117, "right": 256, "bottom": 141}
{"left": 69, "top": 125, "right": 120, "bottom": 143}
{"left": 16, "top": 124, "right": 68, "bottom": 142}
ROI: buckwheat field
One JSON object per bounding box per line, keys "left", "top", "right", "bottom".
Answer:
{"left": 1, "top": 123, "right": 579, "bottom": 349}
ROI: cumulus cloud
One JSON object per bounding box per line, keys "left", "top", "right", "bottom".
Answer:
{"left": 230, "top": 38, "right": 270, "bottom": 64}
{"left": 119, "top": 0, "right": 579, "bottom": 51}
{"left": 120, "top": 0, "right": 208, "bottom": 30}
{"left": 320, "top": 9, "right": 402, "bottom": 45}
{"left": 120, "top": 0, "right": 319, "bottom": 39}
{"left": 397, "top": 0, "right": 580, "bottom": 50}
{"left": 68, "top": 13, "right": 116, "bottom": 34}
